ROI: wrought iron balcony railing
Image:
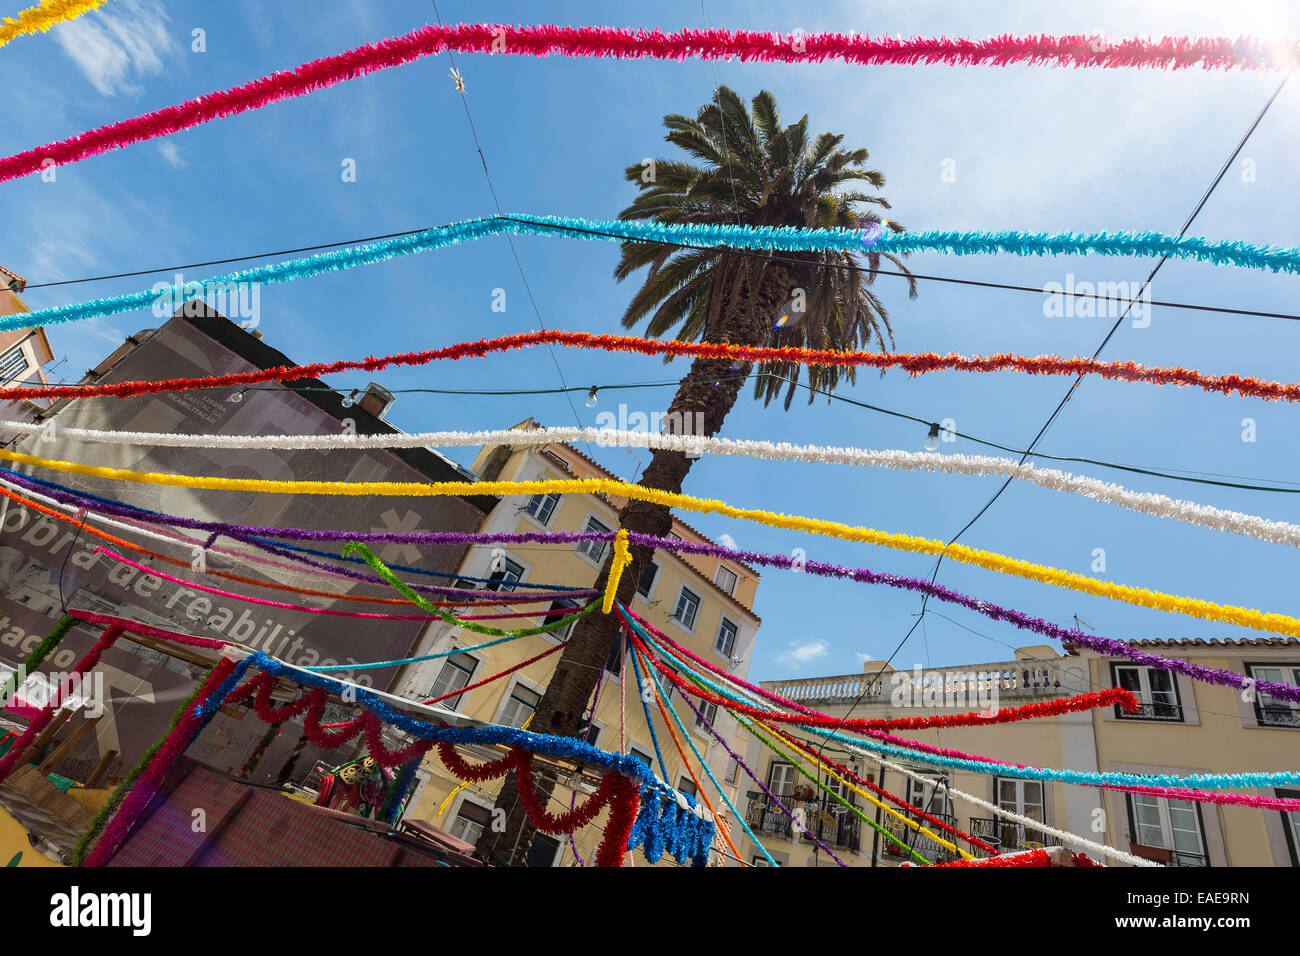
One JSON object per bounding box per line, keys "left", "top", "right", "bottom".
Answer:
{"left": 745, "top": 792, "right": 861, "bottom": 852}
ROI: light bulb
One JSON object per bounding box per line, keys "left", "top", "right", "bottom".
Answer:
{"left": 227, "top": 389, "right": 245, "bottom": 404}
{"left": 923, "top": 423, "right": 941, "bottom": 452}
{"left": 341, "top": 389, "right": 357, "bottom": 409}
{"left": 585, "top": 386, "right": 599, "bottom": 408}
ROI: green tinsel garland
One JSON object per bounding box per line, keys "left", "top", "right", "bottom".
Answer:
{"left": 342, "top": 542, "right": 597, "bottom": 637}
{"left": 71, "top": 663, "right": 215, "bottom": 867}
{"left": 238, "top": 721, "right": 282, "bottom": 778}
{"left": 0, "top": 616, "right": 76, "bottom": 706}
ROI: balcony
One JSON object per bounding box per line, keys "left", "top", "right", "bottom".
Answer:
{"left": 968, "top": 817, "right": 1060, "bottom": 854}
{"left": 765, "top": 659, "right": 1069, "bottom": 709}
{"left": 1128, "top": 842, "right": 1210, "bottom": 867}
{"left": 880, "top": 811, "right": 964, "bottom": 863}
{"left": 745, "top": 792, "right": 860, "bottom": 852}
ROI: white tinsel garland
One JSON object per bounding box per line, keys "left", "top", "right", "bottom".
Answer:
{"left": 5, "top": 422, "right": 1296, "bottom": 549}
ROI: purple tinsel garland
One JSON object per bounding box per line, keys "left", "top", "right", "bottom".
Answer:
{"left": 0, "top": 470, "right": 596, "bottom": 602}
{"left": 6, "top": 470, "right": 1297, "bottom": 703}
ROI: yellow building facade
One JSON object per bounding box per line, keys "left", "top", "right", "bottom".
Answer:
{"left": 732, "top": 640, "right": 1300, "bottom": 867}
{"left": 396, "top": 421, "right": 763, "bottom": 866}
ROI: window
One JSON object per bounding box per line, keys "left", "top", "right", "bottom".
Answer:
{"left": 636, "top": 560, "right": 659, "bottom": 599}
{"left": 1113, "top": 664, "right": 1183, "bottom": 721}
{"left": 604, "top": 636, "right": 624, "bottom": 678}
{"left": 724, "top": 757, "right": 738, "bottom": 784}
{"left": 429, "top": 653, "right": 477, "bottom": 709}
{"left": 693, "top": 699, "right": 718, "bottom": 733}
{"left": 500, "top": 683, "right": 542, "bottom": 728}
{"left": 668, "top": 532, "right": 682, "bottom": 542}
{"left": 449, "top": 800, "right": 492, "bottom": 846}
{"left": 671, "top": 587, "right": 700, "bottom": 630}
{"left": 629, "top": 746, "right": 653, "bottom": 768}
{"left": 523, "top": 492, "right": 560, "bottom": 526}
{"left": 545, "top": 599, "right": 579, "bottom": 640}
{"left": 715, "top": 617, "right": 738, "bottom": 658}
{"left": 485, "top": 556, "right": 525, "bottom": 592}
{"left": 1280, "top": 789, "right": 1300, "bottom": 866}
{"left": 767, "top": 762, "right": 796, "bottom": 798}
{"left": 1246, "top": 663, "right": 1300, "bottom": 728}
{"left": 997, "top": 778, "right": 1046, "bottom": 847}
{"left": 906, "top": 776, "right": 952, "bottom": 818}
{"left": 575, "top": 516, "right": 612, "bottom": 563}
{"left": 525, "top": 833, "right": 561, "bottom": 867}
{"left": 677, "top": 776, "right": 698, "bottom": 800}
{"left": 751, "top": 854, "right": 771, "bottom": 866}
{"left": 715, "top": 565, "right": 738, "bottom": 596}
{"left": 582, "top": 722, "right": 601, "bottom": 747}
{"left": 0, "top": 347, "right": 27, "bottom": 385}
{"left": 1128, "top": 793, "right": 1209, "bottom": 866}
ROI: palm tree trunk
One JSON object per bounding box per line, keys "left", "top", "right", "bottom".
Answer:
{"left": 478, "top": 259, "right": 787, "bottom": 865}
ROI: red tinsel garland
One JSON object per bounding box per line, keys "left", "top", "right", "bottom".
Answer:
{"left": 0, "top": 624, "right": 125, "bottom": 786}
{"left": 627, "top": 629, "right": 1138, "bottom": 730}
{"left": 4, "top": 329, "right": 1297, "bottom": 406}
{"left": 932, "top": 848, "right": 1056, "bottom": 867}
{"left": 226, "top": 673, "right": 638, "bottom": 865}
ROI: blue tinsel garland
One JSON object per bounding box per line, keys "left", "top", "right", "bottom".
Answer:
{"left": 9, "top": 215, "right": 1298, "bottom": 333}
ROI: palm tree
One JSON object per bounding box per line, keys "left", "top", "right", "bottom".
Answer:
{"left": 479, "top": 86, "right": 914, "bottom": 865}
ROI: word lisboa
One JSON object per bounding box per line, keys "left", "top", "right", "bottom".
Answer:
{"left": 593, "top": 404, "right": 707, "bottom": 457}
{"left": 890, "top": 666, "right": 1000, "bottom": 712}
{"left": 1042, "top": 273, "right": 1151, "bottom": 327}
{"left": 151, "top": 272, "right": 261, "bottom": 329}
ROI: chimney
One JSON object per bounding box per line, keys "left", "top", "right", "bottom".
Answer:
{"left": 357, "top": 382, "right": 395, "bottom": 419}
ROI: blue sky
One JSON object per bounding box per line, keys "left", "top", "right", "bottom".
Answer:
{"left": 2, "top": 0, "right": 1299, "bottom": 683}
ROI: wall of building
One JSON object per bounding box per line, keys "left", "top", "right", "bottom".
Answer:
{"left": 0, "top": 312, "right": 489, "bottom": 791}
{"left": 1083, "top": 643, "right": 1300, "bottom": 867}
{"left": 397, "top": 435, "right": 763, "bottom": 866}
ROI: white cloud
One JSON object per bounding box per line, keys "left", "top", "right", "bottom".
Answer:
{"left": 156, "top": 141, "right": 185, "bottom": 168}
{"left": 717, "top": 533, "right": 737, "bottom": 550}
{"left": 54, "top": 0, "right": 177, "bottom": 96}
{"left": 854, "top": 652, "right": 874, "bottom": 664}
{"left": 777, "top": 638, "right": 830, "bottom": 668}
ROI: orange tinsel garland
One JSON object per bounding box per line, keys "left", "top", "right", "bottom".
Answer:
{"left": 2, "top": 330, "right": 1297, "bottom": 404}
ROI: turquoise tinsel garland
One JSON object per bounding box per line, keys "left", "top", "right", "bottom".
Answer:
{"left": 10, "top": 215, "right": 1299, "bottom": 333}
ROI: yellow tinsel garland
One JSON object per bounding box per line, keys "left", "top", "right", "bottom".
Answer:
{"left": 2, "top": 447, "right": 1294, "bottom": 638}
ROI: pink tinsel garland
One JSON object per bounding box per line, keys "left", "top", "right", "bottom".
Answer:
{"left": 1, "top": 25, "right": 1295, "bottom": 183}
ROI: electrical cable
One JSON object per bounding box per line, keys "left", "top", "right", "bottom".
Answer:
{"left": 805, "top": 68, "right": 1297, "bottom": 762}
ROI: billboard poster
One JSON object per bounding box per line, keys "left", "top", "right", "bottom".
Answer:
{"left": 0, "top": 315, "right": 490, "bottom": 783}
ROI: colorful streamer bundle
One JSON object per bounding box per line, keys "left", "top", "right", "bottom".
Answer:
{"left": 6, "top": 329, "right": 1300, "bottom": 405}
{"left": 627, "top": 621, "right": 1138, "bottom": 731}
{"left": 626, "top": 608, "right": 1300, "bottom": 803}
{"left": 9, "top": 445, "right": 1300, "bottom": 641}
{"left": 2, "top": 23, "right": 1297, "bottom": 183}
{"left": 9, "top": 465, "right": 1298, "bottom": 704}
{"left": 0, "top": 0, "right": 107, "bottom": 49}
{"left": 7, "top": 216, "right": 1298, "bottom": 335}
